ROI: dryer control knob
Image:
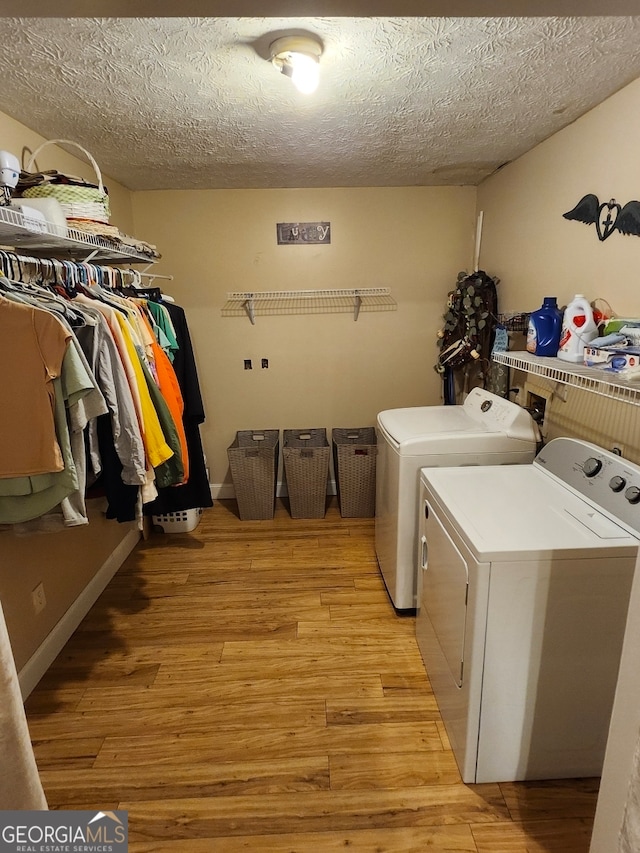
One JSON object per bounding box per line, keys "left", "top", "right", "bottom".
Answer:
{"left": 625, "top": 486, "right": 640, "bottom": 504}
{"left": 583, "top": 457, "right": 603, "bottom": 477}
{"left": 609, "top": 475, "right": 627, "bottom": 492}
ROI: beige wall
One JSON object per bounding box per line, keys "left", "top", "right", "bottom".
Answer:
{"left": 477, "top": 77, "right": 640, "bottom": 317}
{"left": 131, "top": 186, "right": 477, "bottom": 491}
{"left": 0, "top": 113, "right": 138, "bottom": 680}
{"left": 477, "top": 77, "right": 640, "bottom": 463}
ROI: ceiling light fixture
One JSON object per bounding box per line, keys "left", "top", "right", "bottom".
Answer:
{"left": 269, "top": 35, "right": 323, "bottom": 95}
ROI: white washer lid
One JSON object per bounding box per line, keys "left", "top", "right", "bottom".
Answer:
{"left": 377, "top": 405, "right": 481, "bottom": 443}
{"left": 422, "top": 464, "right": 638, "bottom": 562}
{"left": 377, "top": 407, "right": 536, "bottom": 456}
{"left": 377, "top": 389, "right": 538, "bottom": 454}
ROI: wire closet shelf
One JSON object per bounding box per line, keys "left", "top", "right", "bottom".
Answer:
{"left": 493, "top": 350, "right": 640, "bottom": 407}
{"left": 222, "top": 288, "right": 397, "bottom": 323}
{"left": 0, "top": 205, "right": 158, "bottom": 264}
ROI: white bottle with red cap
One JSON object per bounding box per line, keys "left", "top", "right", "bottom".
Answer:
{"left": 557, "top": 294, "right": 598, "bottom": 363}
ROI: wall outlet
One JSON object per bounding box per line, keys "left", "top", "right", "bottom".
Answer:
{"left": 31, "top": 582, "right": 46, "bottom": 615}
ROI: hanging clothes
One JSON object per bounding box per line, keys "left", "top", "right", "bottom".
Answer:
{"left": 0, "top": 254, "right": 210, "bottom": 532}
{"left": 144, "top": 301, "right": 213, "bottom": 515}
{"left": 136, "top": 304, "right": 189, "bottom": 483}
{"left": 0, "top": 328, "right": 100, "bottom": 526}
{"left": 73, "top": 293, "right": 157, "bottom": 505}
{"left": 75, "top": 303, "right": 147, "bottom": 488}
{"left": 146, "top": 298, "right": 179, "bottom": 363}
{"left": 0, "top": 294, "right": 70, "bottom": 477}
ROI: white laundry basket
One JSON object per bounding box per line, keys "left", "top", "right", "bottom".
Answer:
{"left": 152, "top": 508, "right": 202, "bottom": 533}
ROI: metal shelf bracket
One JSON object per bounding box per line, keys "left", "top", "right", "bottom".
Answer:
{"left": 354, "top": 290, "right": 362, "bottom": 321}
{"left": 244, "top": 294, "right": 256, "bottom": 325}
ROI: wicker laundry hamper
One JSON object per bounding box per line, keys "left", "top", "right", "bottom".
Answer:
{"left": 283, "top": 429, "right": 330, "bottom": 519}
{"left": 228, "top": 430, "right": 279, "bottom": 520}
{"left": 22, "top": 139, "right": 111, "bottom": 224}
{"left": 332, "top": 427, "right": 377, "bottom": 517}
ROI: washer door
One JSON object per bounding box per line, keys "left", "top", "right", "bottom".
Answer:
{"left": 422, "top": 502, "right": 469, "bottom": 687}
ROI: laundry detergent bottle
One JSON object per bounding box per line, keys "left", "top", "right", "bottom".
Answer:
{"left": 526, "top": 297, "right": 563, "bottom": 356}
{"left": 557, "top": 294, "right": 598, "bottom": 363}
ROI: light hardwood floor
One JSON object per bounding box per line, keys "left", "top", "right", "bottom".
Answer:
{"left": 25, "top": 498, "right": 598, "bottom": 851}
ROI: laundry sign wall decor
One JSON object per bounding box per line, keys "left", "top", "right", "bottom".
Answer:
{"left": 277, "top": 222, "right": 331, "bottom": 245}
{"left": 563, "top": 194, "right": 640, "bottom": 241}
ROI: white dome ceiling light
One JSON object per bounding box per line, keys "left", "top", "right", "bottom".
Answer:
{"left": 269, "top": 34, "right": 323, "bottom": 95}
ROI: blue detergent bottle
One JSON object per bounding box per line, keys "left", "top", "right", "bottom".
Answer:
{"left": 526, "top": 297, "right": 563, "bottom": 356}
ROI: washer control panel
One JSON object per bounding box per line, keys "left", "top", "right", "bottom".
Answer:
{"left": 535, "top": 437, "right": 640, "bottom": 536}
{"left": 463, "top": 386, "right": 540, "bottom": 444}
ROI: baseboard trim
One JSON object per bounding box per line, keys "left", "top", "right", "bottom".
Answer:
{"left": 212, "top": 483, "right": 236, "bottom": 500}
{"left": 210, "top": 480, "right": 337, "bottom": 501}
{"left": 18, "top": 528, "right": 141, "bottom": 700}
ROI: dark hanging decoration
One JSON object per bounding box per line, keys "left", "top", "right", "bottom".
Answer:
{"left": 563, "top": 194, "right": 640, "bottom": 241}
{"left": 435, "top": 270, "right": 499, "bottom": 404}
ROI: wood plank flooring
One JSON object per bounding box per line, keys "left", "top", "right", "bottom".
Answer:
{"left": 24, "top": 498, "right": 598, "bottom": 851}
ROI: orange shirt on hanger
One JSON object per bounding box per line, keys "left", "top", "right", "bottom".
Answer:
{"left": 138, "top": 309, "right": 189, "bottom": 484}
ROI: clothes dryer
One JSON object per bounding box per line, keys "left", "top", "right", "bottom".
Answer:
{"left": 416, "top": 437, "right": 640, "bottom": 783}
{"left": 375, "top": 388, "right": 538, "bottom": 609}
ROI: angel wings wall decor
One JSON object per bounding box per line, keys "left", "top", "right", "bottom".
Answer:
{"left": 563, "top": 194, "right": 640, "bottom": 241}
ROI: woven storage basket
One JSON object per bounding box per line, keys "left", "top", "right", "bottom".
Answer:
{"left": 22, "top": 139, "right": 111, "bottom": 224}
{"left": 283, "top": 429, "right": 330, "bottom": 519}
{"left": 228, "top": 430, "right": 279, "bottom": 520}
{"left": 332, "top": 427, "right": 377, "bottom": 518}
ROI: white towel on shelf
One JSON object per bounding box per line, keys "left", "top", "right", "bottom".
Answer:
{"left": 0, "top": 600, "right": 47, "bottom": 810}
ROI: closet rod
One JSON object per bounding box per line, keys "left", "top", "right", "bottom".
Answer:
{"left": 0, "top": 251, "right": 163, "bottom": 292}
{"left": 0, "top": 249, "right": 174, "bottom": 286}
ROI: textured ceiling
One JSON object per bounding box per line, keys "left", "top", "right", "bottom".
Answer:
{"left": 0, "top": 17, "right": 639, "bottom": 190}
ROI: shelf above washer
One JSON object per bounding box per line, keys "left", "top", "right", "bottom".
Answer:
{"left": 493, "top": 351, "right": 640, "bottom": 407}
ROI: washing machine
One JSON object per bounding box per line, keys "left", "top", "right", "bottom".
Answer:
{"left": 416, "top": 437, "right": 640, "bottom": 783}
{"left": 375, "top": 388, "right": 538, "bottom": 609}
